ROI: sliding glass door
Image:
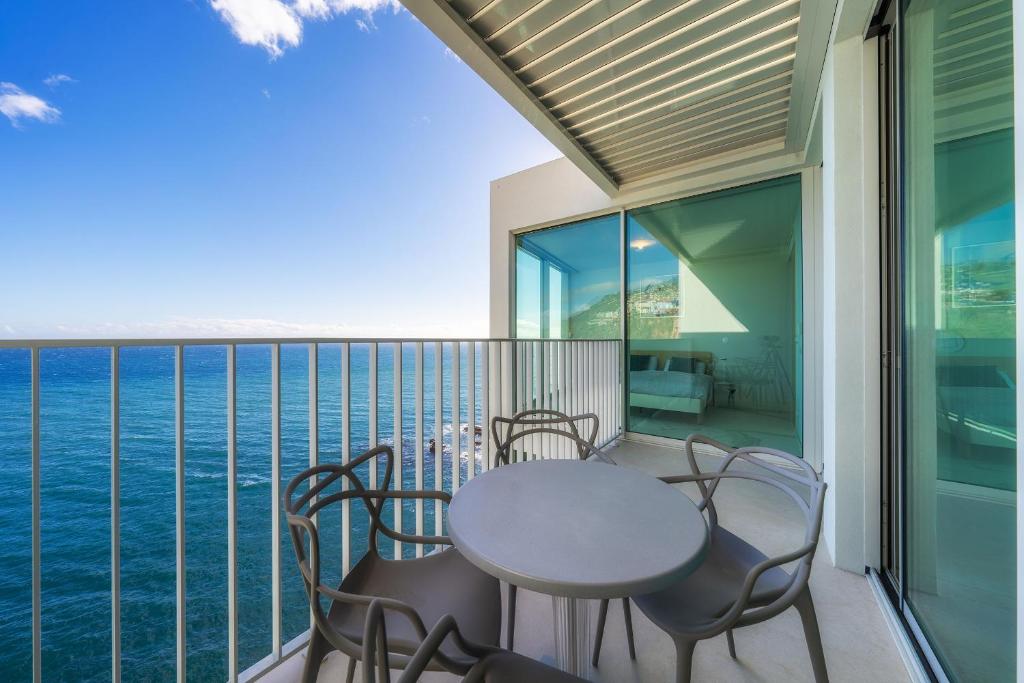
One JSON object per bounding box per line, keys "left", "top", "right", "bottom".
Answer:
{"left": 625, "top": 176, "right": 803, "bottom": 454}
{"left": 882, "top": 1, "right": 1016, "bottom": 679}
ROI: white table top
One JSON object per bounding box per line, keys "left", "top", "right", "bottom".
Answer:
{"left": 448, "top": 459, "right": 709, "bottom": 599}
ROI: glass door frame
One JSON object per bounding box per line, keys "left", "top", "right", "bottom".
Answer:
{"left": 876, "top": 2, "right": 1000, "bottom": 679}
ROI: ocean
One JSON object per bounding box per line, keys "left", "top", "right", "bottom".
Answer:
{"left": 0, "top": 343, "right": 480, "bottom": 682}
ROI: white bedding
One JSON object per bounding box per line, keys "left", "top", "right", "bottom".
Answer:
{"left": 629, "top": 370, "right": 712, "bottom": 401}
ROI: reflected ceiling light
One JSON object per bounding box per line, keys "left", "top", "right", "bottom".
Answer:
{"left": 630, "top": 238, "right": 656, "bottom": 250}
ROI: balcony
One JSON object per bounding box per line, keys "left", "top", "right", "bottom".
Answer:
{"left": 0, "top": 335, "right": 913, "bottom": 682}
{"left": 0, "top": 335, "right": 913, "bottom": 679}
{"left": 264, "top": 438, "right": 911, "bottom": 682}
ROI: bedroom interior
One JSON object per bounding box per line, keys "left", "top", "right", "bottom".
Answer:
{"left": 626, "top": 174, "right": 802, "bottom": 452}
{"left": 515, "top": 174, "right": 804, "bottom": 455}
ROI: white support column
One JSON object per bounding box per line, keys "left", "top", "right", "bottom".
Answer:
{"left": 801, "top": 166, "right": 824, "bottom": 475}
{"left": 820, "top": 33, "right": 881, "bottom": 572}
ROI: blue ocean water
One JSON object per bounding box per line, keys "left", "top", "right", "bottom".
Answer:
{"left": 0, "top": 344, "right": 480, "bottom": 682}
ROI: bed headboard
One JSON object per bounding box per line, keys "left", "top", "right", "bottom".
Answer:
{"left": 630, "top": 349, "right": 714, "bottom": 374}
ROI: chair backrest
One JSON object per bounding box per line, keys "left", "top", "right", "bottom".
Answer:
{"left": 360, "top": 599, "right": 496, "bottom": 683}
{"left": 490, "top": 409, "right": 605, "bottom": 467}
{"left": 678, "top": 434, "right": 827, "bottom": 631}
{"left": 283, "top": 445, "right": 454, "bottom": 667}
{"left": 284, "top": 444, "right": 396, "bottom": 560}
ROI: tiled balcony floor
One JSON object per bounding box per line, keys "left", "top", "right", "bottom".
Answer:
{"left": 266, "top": 439, "right": 910, "bottom": 682}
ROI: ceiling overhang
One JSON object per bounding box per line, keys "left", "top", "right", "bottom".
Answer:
{"left": 403, "top": 0, "right": 837, "bottom": 196}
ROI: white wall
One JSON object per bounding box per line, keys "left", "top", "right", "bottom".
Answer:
{"left": 820, "top": 33, "right": 880, "bottom": 572}
{"left": 489, "top": 158, "right": 614, "bottom": 337}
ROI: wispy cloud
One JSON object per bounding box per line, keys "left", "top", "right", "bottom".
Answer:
{"left": 43, "top": 73, "right": 75, "bottom": 88}
{"left": 0, "top": 83, "right": 60, "bottom": 128}
{"left": 261, "top": 87, "right": 272, "bottom": 99}
{"left": 210, "top": 0, "right": 400, "bottom": 57}
{"left": 443, "top": 47, "right": 462, "bottom": 63}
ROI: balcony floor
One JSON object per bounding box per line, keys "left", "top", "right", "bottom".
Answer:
{"left": 266, "top": 439, "right": 909, "bottom": 682}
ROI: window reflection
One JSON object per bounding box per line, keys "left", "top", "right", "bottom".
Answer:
{"left": 515, "top": 215, "right": 621, "bottom": 340}
{"left": 902, "top": 0, "right": 1015, "bottom": 679}
{"left": 625, "top": 175, "right": 803, "bottom": 454}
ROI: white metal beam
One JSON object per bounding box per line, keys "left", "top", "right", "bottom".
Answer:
{"left": 785, "top": 0, "right": 839, "bottom": 152}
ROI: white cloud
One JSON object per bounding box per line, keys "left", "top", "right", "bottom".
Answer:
{"left": 43, "top": 73, "right": 75, "bottom": 88}
{"left": 297, "top": 0, "right": 399, "bottom": 15}
{"left": 292, "top": 0, "right": 332, "bottom": 19}
{"left": 443, "top": 47, "right": 462, "bottom": 63}
{"left": 210, "top": 0, "right": 400, "bottom": 56}
{"left": 262, "top": 88, "right": 272, "bottom": 99}
{"left": 210, "top": 0, "right": 302, "bottom": 58}
{"left": 0, "top": 83, "right": 61, "bottom": 128}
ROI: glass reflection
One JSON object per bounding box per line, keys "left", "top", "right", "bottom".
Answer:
{"left": 902, "top": 0, "right": 1016, "bottom": 679}
{"left": 625, "top": 175, "right": 803, "bottom": 454}
{"left": 515, "top": 215, "right": 621, "bottom": 339}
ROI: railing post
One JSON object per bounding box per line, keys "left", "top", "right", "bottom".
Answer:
{"left": 467, "top": 342, "right": 475, "bottom": 480}
{"left": 111, "top": 346, "right": 121, "bottom": 683}
{"left": 481, "top": 342, "right": 490, "bottom": 473}
{"left": 341, "top": 343, "right": 351, "bottom": 574}
{"left": 307, "top": 343, "right": 318, "bottom": 631}
{"left": 414, "top": 342, "right": 424, "bottom": 557}
{"left": 271, "top": 344, "right": 282, "bottom": 661}
{"left": 369, "top": 343, "right": 378, "bottom": 489}
{"left": 393, "top": 342, "right": 403, "bottom": 559}
{"left": 227, "top": 344, "right": 238, "bottom": 682}
{"left": 433, "top": 342, "right": 443, "bottom": 537}
{"left": 452, "top": 342, "right": 461, "bottom": 492}
{"left": 31, "top": 346, "right": 41, "bottom": 683}
{"left": 174, "top": 345, "right": 186, "bottom": 683}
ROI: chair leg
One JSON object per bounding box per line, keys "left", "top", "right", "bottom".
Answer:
{"left": 621, "top": 598, "right": 636, "bottom": 660}
{"left": 592, "top": 599, "right": 610, "bottom": 667}
{"left": 345, "top": 656, "right": 356, "bottom": 683}
{"left": 794, "top": 588, "right": 829, "bottom": 683}
{"left": 507, "top": 583, "right": 518, "bottom": 651}
{"left": 726, "top": 629, "right": 737, "bottom": 658}
{"left": 673, "top": 639, "right": 696, "bottom": 683}
{"left": 302, "top": 628, "right": 331, "bottom": 683}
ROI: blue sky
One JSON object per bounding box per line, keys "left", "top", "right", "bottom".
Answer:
{"left": 0, "top": 1, "right": 560, "bottom": 338}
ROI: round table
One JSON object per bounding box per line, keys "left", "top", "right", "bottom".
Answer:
{"left": 448, "top": 459, "right": 709, "bottom": 678}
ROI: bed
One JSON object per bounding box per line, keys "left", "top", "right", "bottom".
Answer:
{"left": 629, "top": 350, "right": 715, "bottom": 423}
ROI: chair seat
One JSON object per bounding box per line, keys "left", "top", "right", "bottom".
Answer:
{"left": 633, "top": 525, "right": 791, "bottom": 634}
{"left": 465, "top": 651, "right": 588, "bottom": 683}
{"left": 326, "top": 547, "right": 501, "bottom": 668}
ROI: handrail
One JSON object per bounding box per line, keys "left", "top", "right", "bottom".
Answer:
{"left": 0, "top": 336, "right": 621, "bottom": 348}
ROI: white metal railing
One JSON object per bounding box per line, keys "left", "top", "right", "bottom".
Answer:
{"left": 0, "top": 337, "right": 621, "bottom": 683}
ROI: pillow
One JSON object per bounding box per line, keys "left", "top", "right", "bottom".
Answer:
{"left": 666, "top": 356, "right": 696, "bottom": 373}
{"left": 630, "top": 354, "right": 656, "bottom": 371}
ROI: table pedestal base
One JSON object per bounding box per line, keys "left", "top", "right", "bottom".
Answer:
{"left": 551, "top": 596, "right": 591, "bottom": 679}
